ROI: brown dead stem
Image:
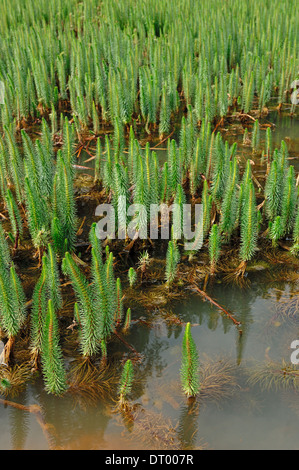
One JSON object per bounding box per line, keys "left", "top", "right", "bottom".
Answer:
{"left": 192, "top": 285, "right": 241, "bottom": 329}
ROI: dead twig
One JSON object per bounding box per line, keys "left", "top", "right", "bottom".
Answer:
{"left": 0, "top": 398, "right": 56, "bottom": 449}
{"left": 152, "top": 128, "right": 175, "bottom": 148}
{"left": 192, "top": 285, "right": 242, "bottom": 329}
{"left": 113, "top": 330, "right": 140, "bottom": 358}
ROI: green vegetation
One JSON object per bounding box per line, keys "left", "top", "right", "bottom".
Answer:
{"left": 0, "top": 0, "right": 296, "bottom": 132}
{"left": 180, "top": 323, "right": 200, "bottom": 398}
{"left": 41, "top": 299, "right": 68, "bottom": 396}
{"left": 118, "top": 359, "right": 134, "bottom": 407}
{"left": 0, "top": 0, "right": 298, "bottom": 401}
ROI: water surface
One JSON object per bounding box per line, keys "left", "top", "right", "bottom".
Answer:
{"left": 1, "top": 270, "right": 298, "bottom": 450}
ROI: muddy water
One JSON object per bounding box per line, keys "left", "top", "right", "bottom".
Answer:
{"left": 0, "top": 107, "right": 298, "bottom": 450}
{"left": 222, "top": 109, "right": 299, "bottom": 170}
{"left": 0, "top": 270, "right": 298, "bottom": 450}
{"left": 77, "top": 107, "right": 299, "bottom": 175}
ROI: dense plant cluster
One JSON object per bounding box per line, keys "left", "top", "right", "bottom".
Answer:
{"left": 0, "top": 0, "right": 298, "bottom": 398}
{"left": 0, "top": 0, "right": 298, "bottom": 132}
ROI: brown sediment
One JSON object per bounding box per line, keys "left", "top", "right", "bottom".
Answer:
{"left": 3, "top": 337, "right": 15, "bottom": 365}
{"left": 245, "top": 360, "right": 299, "bottom": 392}
{"left": 67, "top": 359, "right": 118, "bottom": 409}
{"left": 117, "top": 406, "right": 208, "bottom": 450}
{"left": 199, "top": 357, "right": 240, "bottom": 403}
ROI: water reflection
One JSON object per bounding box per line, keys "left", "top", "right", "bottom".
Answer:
{"left": 0, "top": 269, "right": 299, "bottom": 449}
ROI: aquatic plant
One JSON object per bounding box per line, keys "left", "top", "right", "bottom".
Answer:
{"left": 269, "top": 216, "right": 284, "bottom": 247}
{"left": 209, "top": 224, "right": 221, "bottom": 275}
{"left": 264, "top": 149, "right": 286, "bottom": 220}
{"left": 8, "top": 264, "right": 26, "bottom": 329}
{"left": 210, "top": 134, "right": 233, "bottom": 203}
{"left": 62, "top": 224, "right": 123, "bottom": 357}
{"left": 41, "top": 299, "right": 68, "bottom": 396}
{"left": 192, "top": 356, "right": 239, "bottom": 404}
{"left": 219, "top": 157, "right": 239, "bottom": 242}
{"left": 159, "top": 82, "right": 171, "bottom": 138}
{"left": 165, "top": 240, "right": 180, "bottom": 286}
{"left": 173, "top": 184, "right": 186, "bottom": 239}
{"left": 246, "top": 360, "right": 299, "bottom": 392}
{"left": 0, "top": 364, "right": 32, "bottom": 398}
{"left": 189, "top": 135, "right": 206, "bottom": 197}
{"left": 24, "top": 176, "right": 50, "bottom": 260}
{"left": 138, "top": 250, "right": 151, "bottom": 281}
{"left": 94, "top": 138, "right": 102, "bottom": 184}
{"left": 22, "top": 130, "right": 41, "bottom": 193}
{"left": 180, "top": 322, "right": 200, "bottom": 398}
{"left": 280, "top": 166, "right": 297, "bottom": 236}
{"left": 132, "top": 154, "right": 149, "bottom": 236}
{"left": 0, "top": 0, "right": 296, "bottom": 135}
{"left": 291, "top": 203, "right": 299, "bottom": 255}
{"left": 265, "top": 127, "right": 272, "bottom": 164}
{"left": 30, "top": 245, "right": 61, "bottom": 367}
{"left": 111, "top": 162, "right": 130, "bottom": 237}
{"left": 0, "top": 0, "right": 298, "bottom": 403}
{"left": 0, "top": 256, "right": 26, "bottom": 364}
{"left": 190, "top": 180, "right": 212, "bottom": 255}
{"left": 0, "top": 377, "right": 11, "bottom": 394}
{"left": 0, "top": 223, "right": 12, "bottom": 269}
{"left": 241, "top": 70, "right": 254, "bottom": 114}
{"left": 128, "top": 267, "right": 137, "bottom": 287}
{"left": 4, "top": 126, "right": 24, "bottom": 203}
{"left": 102, "top": 136, "right": 113, "bottom": 190}
{"left": 46, "top": 243, "right": 63, "bottom": 313}
{"left": 100, "top": 250, "right": 118, "bottom": 339}
{"left": 265, "top": 160, "right": 280, "bottom": 217}
{"left": 114, "top": 278, "right": 123, "bottom": 327}
{"left": 239, "top": 181, "right": 258, "bottom": 263}
{"left": 90, "top": 247, "right": 109, "bottom": 335}
{"left": 30, "top": 255, "right": 48, "bottom": 362}
{"left": 251, "top": 120, "right": 260, "bottom": 152}
{"left": 118, "top": 359, "right": 134, "bottom": 407}
{"left": 52, "top": 149, "right": 77, "bottom": 254}
{"left": 62, "top": 252, "right": 100, "bottom": 357}
{"left": 123, "top": 308, "right": 132, "bottom": 333}
{"left": 258, "top": 71, "right": 272, "bottom": 113}
{"left": 4, "top": 188, "right": 23, "bottom": 249}
{"left": 37, "top": 124, "right": 55, "bottom": 198}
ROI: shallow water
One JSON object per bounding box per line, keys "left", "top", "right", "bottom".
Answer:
{"left": 0, "top": 105, "right": 298, "bottom": 451}
{"left": 77, "top": 107, "right": 299, "bottom": 177}
{"left": 0, "top": 270, "right": 298, "bottom": 450}
{"left": 223, "top": 108, "right": 299, "bottom": 170}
